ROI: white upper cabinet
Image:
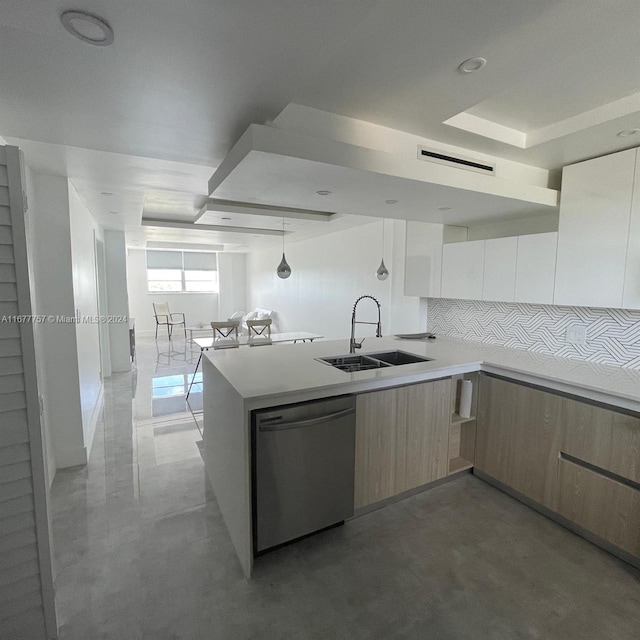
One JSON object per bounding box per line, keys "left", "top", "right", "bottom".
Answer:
{"left": 554, "top": 149, "right": 636, "bottom": 308}
{"left": 482, "top": 237, "right": 517, "bottom": 302}
{"left": 404, "top": 221, "right": 443, "bottom": 297}
{"left": 515, "top": 232, "right": 558, "bottom": 304}
{"left": 441, "top": 240, "right": 485, "bottom": 300}
{"left": 622, "top": 154, "right": 640, "bottom": 310}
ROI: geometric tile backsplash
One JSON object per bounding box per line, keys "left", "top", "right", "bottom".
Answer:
{"left": 427, "top": 298, "right": 640, "bottom": 369}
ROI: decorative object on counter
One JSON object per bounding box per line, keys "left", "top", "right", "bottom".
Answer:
{"left": 276, "top": 217, "right": 292, "bottom": 279}
{"left": 394, "top": 332, "right": 436, "bottom": 340}
{"left": 376, "top": 219, "right": 389, "bottom": 281}
{"left": 350, "top": 295, "right": 382, "bottom": 353}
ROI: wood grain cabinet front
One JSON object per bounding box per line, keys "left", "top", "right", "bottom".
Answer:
{"left": 476, "top": 375, "right": 562, "bottom": 509}
{"left": 556, "top": 457, "right": 640, "bottom": 558}
{"left": 556, "top": 398, "right": 640, "bottom": 558}
{"left": 476, "top": 373, "right": 640, "bottom": 561}
{"left": 559, "top": 399, "right": 640, "bottom": 484}
{"left": 354, "top": 378, "right": 451, "bottom": 509}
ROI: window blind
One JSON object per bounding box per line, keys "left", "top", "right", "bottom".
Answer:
{"left": 183, "top": 251, "right": 217, "bottom": 271}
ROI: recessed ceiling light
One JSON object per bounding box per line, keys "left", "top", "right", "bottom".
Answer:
{"left": 385, "top": 199, "right": 398, "bottom": 205}
{"left": 458, "top": 57, "right": 487, "bottom": 73}
{"left": 101, "top": 191, "right": 113, "bottom": 196}
{"left": 617, "top": 128, "right": 640, "bottom": 137}
{"left": 316, "top": 190, "right": 331, "bottom": 196}
{"left": 60, "top": 11, "right": 114, "bottom": 47}
{"left": 438, "top": 206, "right": 452, "bottom": 211}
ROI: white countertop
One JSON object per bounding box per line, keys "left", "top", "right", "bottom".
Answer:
{"left": 203, "top": 335, "right": 640, "bottom": 412}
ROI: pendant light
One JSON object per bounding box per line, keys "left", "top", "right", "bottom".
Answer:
{"left": 376, "top": 219, "right": 389, "bottom": 281}
{"left": 276, "top": 217, "right": 292, "bottom": 279}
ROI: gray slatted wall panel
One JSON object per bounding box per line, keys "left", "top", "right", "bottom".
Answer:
{"left": 0, "top": 147, "right": 54, "bottom": 639}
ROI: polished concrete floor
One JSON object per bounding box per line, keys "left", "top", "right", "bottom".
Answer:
{"left": 50, "top": 336, "right": 640, "bottom": 639}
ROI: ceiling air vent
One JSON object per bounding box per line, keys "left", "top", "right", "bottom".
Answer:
{"left": 417, "top": 146, "right": 495, "bottom": 176}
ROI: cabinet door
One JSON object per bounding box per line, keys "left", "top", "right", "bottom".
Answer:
{"left": 354, "top": 379, "right": 451, "bottom": 509}
{"left": 404, "top": 221, "right": 443, "bottom": 297}
{"left": 623, "top": 149, "right": 640, "bottom": 309}
{"left": 354, "top": 387, "right": 399, "bottom": 509}
{"left": 441, "top": 240, "right": 485, "bottom": 300}
{"left": 394, "top": 378, "right": 450, "bottom": 493}
{"left": 515, "top": 232, "right": 557, "bottom": 304}
{"left": 554, "top": 149, "right": 636, "bottom": 307}
{"left": 482, "top": 237, "right": 517, "bottom": 302}
{"left": 476, "top": 375, "right": 562, "bottom": 508}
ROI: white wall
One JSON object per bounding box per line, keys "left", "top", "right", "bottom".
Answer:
{"left": 127, "top": 248, "right": 220, "bottom": 335}
{"left": 246, "top": 220, "right": 426, "bottom": 340}
{"left": 26, "top": 172, "right": 86, "bottom": 469}
{"left": 217, "top": 252, "right": 247, "bottom": 321}
{"left": 104, "top": 231, "right": 131, "bottom": 372}
{"left": 68, "top": 182, "right": 104, "bottom": 455}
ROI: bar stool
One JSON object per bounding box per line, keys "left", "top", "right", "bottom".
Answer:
{"left": 246, "top": 318, "right": 272, "bottom": 347}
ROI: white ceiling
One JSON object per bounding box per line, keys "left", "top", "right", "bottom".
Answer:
{"left": 2, "top": 0, "right": 640, "bottom": 249}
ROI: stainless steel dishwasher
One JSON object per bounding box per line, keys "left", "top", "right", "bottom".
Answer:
{"left": 253, "top": 395, "right": 356, "bottom": 553}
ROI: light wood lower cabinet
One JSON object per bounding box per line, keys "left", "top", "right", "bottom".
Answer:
{"left": 556, "top": 458, "right": 640, "bottom": 557}
{"left": 354, "top": 378, "right": 451, "bottom": 509}
{"left": 559, "top": 400, "right": 640, "bottom": 483}
{"left": 476, "top": 375, "right": 562, "bottom": 508}
{"left": 476, "top": 373, "right": 640, "bottom": 561}
{"left": 354, "top": 386, "right": 399, "bottom": 507}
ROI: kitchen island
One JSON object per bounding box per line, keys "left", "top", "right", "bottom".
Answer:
{"left": 202, "top": 335, "right": 640, "bottom": 577}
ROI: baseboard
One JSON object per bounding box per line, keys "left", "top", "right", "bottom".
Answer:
{"left": 352, "top": 469, "right": 472, "bottom": 518}
{"left": 473, "top": 469, "right": 640, "bottom": 571}
{"left": 135, "top": 329, "right": 156, "bottom": 337}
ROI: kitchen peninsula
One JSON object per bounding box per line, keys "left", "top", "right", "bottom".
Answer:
{"left": 202, "top": 336, "right": 640, "bottom": 578}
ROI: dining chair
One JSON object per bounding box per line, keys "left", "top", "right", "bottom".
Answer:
{"left": 211, "top": 320, "right": 241, "bottom": 349}
{"left": 246, "top": 318, "right": 273, "bottom": 347}
{"left": 152, "top": 302, "right": 186, "bottom": 340}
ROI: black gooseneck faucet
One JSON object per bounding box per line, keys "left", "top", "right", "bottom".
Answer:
{"left": 349, "top": 295, "right": 382, "bottom": 353}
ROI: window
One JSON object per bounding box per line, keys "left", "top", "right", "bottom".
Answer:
{"left": 146, "top": 250, "right": 219, "bottom": 293}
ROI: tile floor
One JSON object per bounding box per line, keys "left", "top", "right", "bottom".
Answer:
{"left": 50, "top": 336, "right": 640, "bottom": 639}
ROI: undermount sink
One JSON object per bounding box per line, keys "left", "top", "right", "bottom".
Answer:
{"left": 318, "top": 350, "right": 432, "bottom": 373}
{"left": 367, "top": 350, "right": 432, "bottom": 366}
{"left": 318, "top": 354, "right": 392, "bottom": 373}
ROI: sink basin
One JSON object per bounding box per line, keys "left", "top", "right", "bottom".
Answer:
{"left": 318, "top": 354, "right": 392, "bottom": 373}
{"left": 367, "top": 350, "right": 433, "bottom": 366}
{"left": 318, "top": 350, "right": 432, "bottom": 372}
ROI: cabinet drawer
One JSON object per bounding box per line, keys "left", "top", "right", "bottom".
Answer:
{"left": 561, "top": 399, "right": 640, "bottom": 483}
{"left": 556, "top": 458, "right": 640, "bottom": 558}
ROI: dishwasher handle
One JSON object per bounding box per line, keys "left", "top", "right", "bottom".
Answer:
{"left": 258, "top": 407, "right": 355, "bottom": 432}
